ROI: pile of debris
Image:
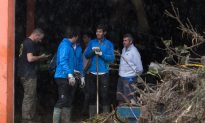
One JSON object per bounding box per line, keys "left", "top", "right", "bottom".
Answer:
{"left": 138, "top": 61, "right": 205, "bottom": 123}
{"left": 136, "top": 4, "right": 205, "bottom": 122}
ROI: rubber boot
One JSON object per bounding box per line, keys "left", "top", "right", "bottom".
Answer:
{"left": 102, "top": 105, "right": 110, "bottom": 113}
{"left": 61, "top": 107, "right": 71, "bottom": 123}
{"left": 89, "top": 105, "right": 97, "bottom": 118}
{"left": 53, "top": 107, "right": 62, "bottom": 123}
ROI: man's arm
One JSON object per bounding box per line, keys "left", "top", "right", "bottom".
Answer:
{"left": 133, "top": 49, "right": 143, "bottom": 74}
{"left": 100, "top": 42, "right": 115, "bottom": 63}
{"left": 27, "top": 53, "right": 49, "bottom": 62}
{"left": 25, "top": 39, "right": 50, "bottom": 62}
{"left": 84, "top": 41, "right": 94, "bottom": 58}
{"left": 78, "top": 48, "right": 84, "bottom": 76}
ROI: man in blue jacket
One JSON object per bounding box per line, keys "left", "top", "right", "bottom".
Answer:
{"left": 84, "top": 24, "right": 115, "bottom": 117}
{"left": 73, "top": 42, "right": 85, "bottom": 85}
{"left": 53, "top": 28, "right": 79, "bottom": 123}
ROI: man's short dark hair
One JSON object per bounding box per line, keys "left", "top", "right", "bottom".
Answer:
{"left": 32, "top": 28, "right": 44, "bottom": 35}
{"left": 123, "top": 33, "right": 133, "bottom": 42}
{"left": 65, "top": 27, "right": 79, "bottom": 38}
{"left": 96, "top": 24, "right": 107, "bottom": 32}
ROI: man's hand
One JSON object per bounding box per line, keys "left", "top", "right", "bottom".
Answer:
{"left": 92, "top": 47, "right": 100, "bottom": 52}
{"left": 68, "top": 74, "right": 76, "bottom": 86}
{"left": 92, "top": 47, "right": 102, "bottom": 56}
{"left": 74, "top": 70, "right": 81, "bottom": 78}
{"left": 95, "top": 51, "right": 102, "bottom": 56}
{"left": 80, "top": 77, "right": 85, "bottom": 88}
{"left": 40, "top": 53, "right": 51, "bottom": 60}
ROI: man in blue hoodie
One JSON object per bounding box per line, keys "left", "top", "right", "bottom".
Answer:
{"left": 84, "top": 24, "right": 115, "bottom": 117}
{"left": 53, "top": 28, "right": 79, "bottom": 123}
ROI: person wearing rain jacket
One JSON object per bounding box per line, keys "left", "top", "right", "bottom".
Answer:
{"left": 53, "top": 27, "right": 79, "bottom": 123}
{"left": 84, "top": 24, "right": 115, "bottom": 117}
{"left": 73, "top": 42, "right": 84, "bottom": 81}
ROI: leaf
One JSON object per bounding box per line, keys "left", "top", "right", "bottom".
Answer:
{"left": 163, "top": 40, "right": 172, "bottom": 47}
{"left": 180, "top": 49, "right": 189, "bottom": 54}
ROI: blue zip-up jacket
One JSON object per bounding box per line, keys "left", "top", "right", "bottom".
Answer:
{"left": 73, "top": 43, "right": 84, "bottom": 76}
{"left": 84, "top": 38, "right": 115, "bottom": 73}
{"left": 54, "top": 38, "right": 74, "bottom": 78}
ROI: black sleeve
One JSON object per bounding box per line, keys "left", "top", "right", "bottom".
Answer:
{"left": 24, "top": 40, "right": 35, "bottom": 54}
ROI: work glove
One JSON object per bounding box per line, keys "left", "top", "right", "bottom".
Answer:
{"left": 74, "top": 70, "right": 81, "bottom": 79}
{"left": 92, "top": 47, "right": 102, "bottom": 55}
{"left": 80, "top": 77, "right": 85, "bottom": 88}
{"left": 92, "top": 47, "right": 100, "bottom": 52}
{"left": 95, "top": 51, "right": 102, "bottom": 56}
{"left": 68, "top": 74, "right": 76, "bottom": 86}
{"left": 74, "top": 70, "right": 80, "bottom": 73}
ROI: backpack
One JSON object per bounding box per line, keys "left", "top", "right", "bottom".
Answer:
{"left": 49, "top": 53, "right": 57, "bottom": 74}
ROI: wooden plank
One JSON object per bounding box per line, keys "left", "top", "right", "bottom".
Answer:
{"left": 0, "top": 0, "right": 15, "bottom": 122}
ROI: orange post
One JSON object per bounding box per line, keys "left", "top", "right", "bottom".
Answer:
{"left": 0, "top": 0, "right": 15, "bottom": 122}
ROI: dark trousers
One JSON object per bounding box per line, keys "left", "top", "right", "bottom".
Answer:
{"left": 55, "top": 78, "right": 76, "bottom": 108}
{"left": 88, "top": 73, "right": 109, "bottom": 106}
{"left": 20, "top": 77, "right": 37, "bottom": 121}
{"left": 82, "top": 74, "right": 90, "bottom": 114}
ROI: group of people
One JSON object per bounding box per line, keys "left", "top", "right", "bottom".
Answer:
{"left": 17, "top": 24, "right": 143, "bottom": 123}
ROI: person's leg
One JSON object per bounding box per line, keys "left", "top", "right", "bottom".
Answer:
{"left": 21, "top": 77, "right": 37, "bottom": 122}
{"left": 82, "top": 74, "right": 90, "bottom": 117}
{"left": 69, "top": 78, "right": 79, "bottom": 122}
{"left": 116, "top": 77, "right": 124, "bottom": 105}
{"left": 100, "top": 74, "right": 110, "bottom": 113}
{"left": 61, "top": 107, "right": 72, "bottom": 123}
{"left": 53, "top": 107, "right": 62, "bottom": 123}
{"left": 123, "top": 79, "right": 137, "bottom": 104}
{"left": 53, "top": 78, "right": 73, "bottom": 123}
{"left": 88, "top": 73, "right": 97, "bottom": 117}
{"left": 128, "top": 82, "right": 137, "bottom": 104}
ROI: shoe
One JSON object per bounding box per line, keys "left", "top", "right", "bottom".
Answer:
{"left": 53, "top": 107, "right": 62, "bottom": 123}
{"left": 89, "top": 105, "right": 97, "bottom": 118}
{"left": 102, "top": 106, "right": 110, "bottom": 113}
{"left": 61, "top": 107, "right": 71, "bottom": 123}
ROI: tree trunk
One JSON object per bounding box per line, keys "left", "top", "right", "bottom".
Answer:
{"left": 130, "top": 0, "right": 150, "bottom": 33}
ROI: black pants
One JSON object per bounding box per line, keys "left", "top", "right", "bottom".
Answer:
{"left": 55, "top": 78, "right": 76, "bottom": 108}
{"left": 82, "top": 74, "right": 90, "bottom": 113}
{"left": 88, "top": 73, "right": 109, "bottom": 106}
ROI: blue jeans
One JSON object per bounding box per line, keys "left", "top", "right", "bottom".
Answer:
{"left": 117, "top": 76, "right": 137, "bottom": 101}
